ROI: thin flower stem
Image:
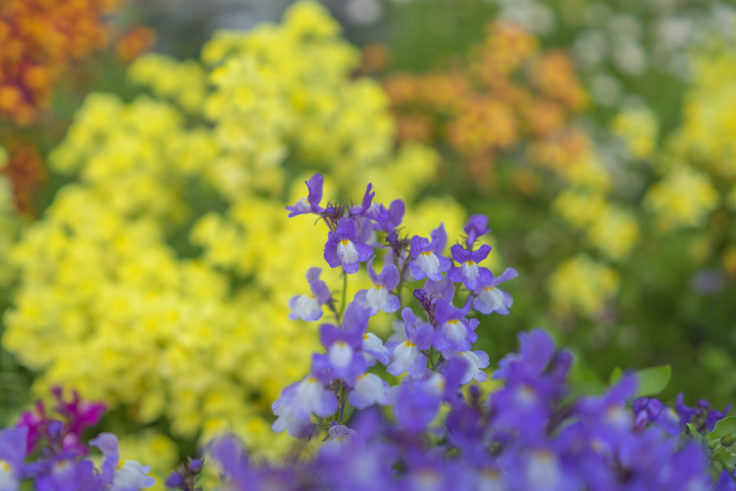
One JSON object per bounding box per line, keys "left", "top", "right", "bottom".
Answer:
{"left": 338, "top": 271, "right": 348, "bottom": 321}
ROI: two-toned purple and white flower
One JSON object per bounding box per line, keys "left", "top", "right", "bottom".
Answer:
{"left": 448, "top": 244, "right": 494, "bottom": 290}
{"left": 289, "top": 267, "right": 332, "bottom": 321}
{"left": 473, "top": 267, "right": 518, "bottom": 315}
{"left": 409, "top": 225, "right": 451, "bottom": 281}
{"left": 313, "top": 315, "right": 368, "bottom": 386}
{"left": 324, "top": 217, "right": 373, "bottom": 274}
{"left": 432, "top": 299, "right": 479, "bottom": 356}
{"left": 272, "top": 376, "right": 338, "bottom": 438}
{"left": 89, "top": 433, "right": 156, "bottom": 490}
{"left": 287, "top": 174, "right": 325, "bottom": 217}
{"left": 349, "top": 373, "right": 393, "bottom": 409}
{"left": 386, "top": 308, "right": 433, "bottom": 379}
{"left": 0, "top": 426, "right": 26, "bottom": 490}
{"left": 355, "top": 258, "right": 400, "bottom": 316}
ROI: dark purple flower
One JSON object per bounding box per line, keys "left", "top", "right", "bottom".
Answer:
{"left": 676, "top": 393, "right": 731, "bottom": 433}
{"left": 324, "top": 217, "right": 373, "bottom": 274}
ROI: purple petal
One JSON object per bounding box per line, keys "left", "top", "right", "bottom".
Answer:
{"left": 306, "top": 174, "right": 324, "bottom": 210}
{"left": 430, "top": 224, "right": 447, "bottom": 254}
{"left": 471, "top": 244, "right": 492, "bottom": 262}
{"left": 450, "top": 244, "right": 471, "bottom": 263}
{"left": 379, "top": 263, "right": 400, "bottom": 289}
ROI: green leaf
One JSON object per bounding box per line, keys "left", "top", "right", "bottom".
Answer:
{"left": 609, "top": 367, "right": 623, "bottom": 385}
{"left": 707, "top": 416, "right": 736, "bottom": 446}
{"left": 633, "top": 365, "right": 671, "bottom": 397}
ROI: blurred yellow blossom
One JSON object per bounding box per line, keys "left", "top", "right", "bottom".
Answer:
{"left": 645, "top": 166, "right": 718, "bottom": 231}
{"left": 548, "top": 255, "right": 619, "bottom": 316}
{"left": 612, "top": 107, "right": 659, "bottom": 160}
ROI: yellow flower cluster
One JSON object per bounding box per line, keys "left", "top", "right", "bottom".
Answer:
{"left": 547, "top": 255, "right": 619, "bottom": 317}
{"left": 2, "top": 2, "right": 469, "bottom": 462}
{"left": 645, "top": 165, "right": 719, "bottom": 231}
{"left": 612, "top": 107, "right": 659, "bottom": 160}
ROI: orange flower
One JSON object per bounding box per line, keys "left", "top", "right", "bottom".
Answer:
{"left": 2, "top": 143, "right": 46, "bottom": 215}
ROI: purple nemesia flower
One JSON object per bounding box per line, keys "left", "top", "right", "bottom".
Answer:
{"left": 676, "top": 393, "right": 731, "bottom": 433}
{"left": 350, "top": 183, "right": 375, "bottom": 217}
{"left": 350, "top": 373, "right": 392, "bottom": 409}
{"left": 387, "top": 308, "right": 433, "bottom": 379}
{"left": 35, "top": 459, "right": 99, "bottom": 491}
{"left": 448, "top": 244, "right": 493, "bottom": 290}
{"left": 89, "top": 432, "right": 156, "bottom": 490}
{"left": 313, "top": 303, "right": 370, "bottom": 386}
{"left": 432, "top": 299, "right": 479, "bottom": 356}
{"left": 361, "top": 332, "right": 390, "bottom": 366}
{"left": 324, "top": 217, "right": 373, "bottom": 274}
{"left": 473, "top": 267, "right": 518, "bottom": 315}
{"left": 0, "top": 426, "right": 27, "bottom": 490}
{"left": 355, "top": 258, "right": 400, "bottom": 315}
{"left": 367, "top": 199, "right": 404, "bottom": 233}
{"left": 633, "top": 397, "right": 680, "bottom": 435}
{"left": 287, "top": 173, "right": 324, "bottom": 217}
{"left": 289, "top": 267, "right": 332, "bottom": 321}
{"left": 464, "top": 214, "right": 490, "bottom": 248}
{"left": 409, "top": 225, "right": 451, "bottom": 281}
{"left": 393, "top": 379, "right": 442, "bottom": 432}
{"left": 272, "top": 376, "right": 338, "bottom": 438}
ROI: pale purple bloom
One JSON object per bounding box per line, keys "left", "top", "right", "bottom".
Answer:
{"left": 349, "top": 373, "right": 392, "bottom": 409}
{"left": 0, "top": 427, "right": 26, "bottom": 490}
{"left": 473, "top": 267, "right": 518, "bottom": 315}
{"left": 361, "top": 332, "right": 390, "bottom": 366}
{"left": 289, "top": 267, "right": 332, "bottom": 321}
{"left": 272, "top": 377, "right": 338, "bottom": 438}
{"left": 89, "top": 433, "right": 156, "bottom": 490}
{"left": 354, "top": 258, "right": 400, "bottom": 315}
{"left": 367, "top": 199, "right": 405, "bottom": 233}
{"left": 387, "top": 308, "right": 433, "bottom": 379}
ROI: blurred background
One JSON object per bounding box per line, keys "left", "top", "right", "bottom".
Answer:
{"left": 1, "top": 0, "right": 735, "bottom": 483}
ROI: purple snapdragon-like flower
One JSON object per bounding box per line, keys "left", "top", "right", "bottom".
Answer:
{"left": 289, "top": 267, "right": 332, "bottom": 321}
{"left": 367, "top": 199, "right": 405, "bottom": 233}
{"left": 633, "top": 397, "right": 681, "bottom": 435}
{"left": 464, "top": 214, "right": 491, "bottom": 248}
{"left": 409, "top": 225, "right": 451, "bottom": 281}
{"left": 432, "top": 299, "right": 479, "bottom": 356}
{"left": 272, "top": 376, "right": 338, "bottom": 438}
{"left": 473, "top": 267, "right": 518, "bottom": 315}
{"left": 448, "top": 244, "right": 493, "bottom": 290}
{"left": 676, "top": 393, "right": 731, "bottom": 433}
{"left": 89, "top": 433, "right": 156, "bottom": 490}
{"left": 0, "top": 426, "right": 27, "bottom": 490}
{"left": 324, "top": 217, "right": 373, "bottom": 274}
{"left": 313, "top": 303, "right": 370, "bottom": 386}
{"left": 355, "top": 258, "right": 400, "bottom": 315}
{"left": 387, "top": 308, "right": 433, "bottom": 379}
{"left": 287, "top": 173, "right": 325, "bottom": 217}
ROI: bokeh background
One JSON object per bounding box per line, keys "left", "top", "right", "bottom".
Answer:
{"left": 1, "top": 0, "right": 735, "bottom": 484}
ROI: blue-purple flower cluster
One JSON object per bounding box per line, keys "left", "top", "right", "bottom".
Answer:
{"left": 0, "top": 389, "right": 155, "bottom": 490}
{"left": 205, "top": 175, "right": 736, "bottom": 490}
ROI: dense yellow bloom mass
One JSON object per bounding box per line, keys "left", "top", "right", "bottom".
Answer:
{"left": 612, "top": 107, "right": 659, "bottom": 160}
{"left": 2, "top": 2, "right": 469, "bottom": 461}
{"left": 645, "top": 166, "right": 719, "bottom": 231}
{"left": 547, "top": 255, "right": 619, "bottom": 317}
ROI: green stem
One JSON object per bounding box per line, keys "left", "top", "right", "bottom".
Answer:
{"left": 338, "top": 271, "right": 348, "bottom": 321}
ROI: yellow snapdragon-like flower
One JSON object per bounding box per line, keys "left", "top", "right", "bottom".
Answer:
{"left": 3, "top": 1, "right": 472, "bottom": 463}
{"left": 645, "top": 166, "right": 719, "bottom": 231}
{"left": 547, "top": 255, "right": 619, "bottom": 317}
